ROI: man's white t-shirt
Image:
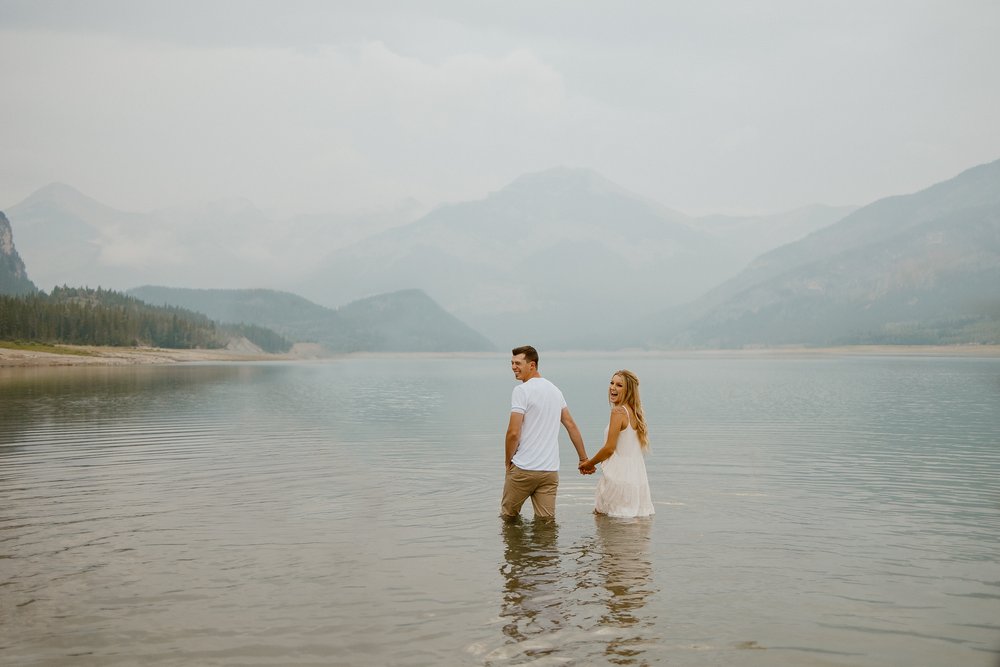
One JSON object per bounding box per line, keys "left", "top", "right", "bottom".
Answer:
{"left": 510, "top": 377, "right": 567, "bottom": 471}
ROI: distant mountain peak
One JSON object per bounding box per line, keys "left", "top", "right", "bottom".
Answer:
{"left": 498, "top": 166, "right": 633, "bottom": 199}
{"left": 480, "top": 165, "right": 690, "bottom": 226}
{"left": 14, "top": 182, "right": 125, "bottom": 220}
{"left": 22, "top": 182, "right": 95, "bottom": 206}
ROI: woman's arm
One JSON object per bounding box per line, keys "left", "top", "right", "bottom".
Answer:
{"left": 579, "top": 406, "right": 628, "bottom": 471}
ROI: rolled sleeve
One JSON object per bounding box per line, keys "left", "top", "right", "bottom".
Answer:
{"left": 511, "top": 384, "right": 527, "bottom": 414}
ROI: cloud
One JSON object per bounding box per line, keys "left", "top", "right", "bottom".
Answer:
{"left": 1, "top": 2, "right": 999, "bottom": 217}
{"left": 0, "top": 28, "right": 567, "bottom": 214}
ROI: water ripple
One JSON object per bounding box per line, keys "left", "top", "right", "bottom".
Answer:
{"left": 2, "top": 357, "right": 999, "bottom": 665}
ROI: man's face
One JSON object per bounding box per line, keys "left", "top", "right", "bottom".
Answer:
{"left": 511, "top": 354, "right": 533, "bottom": 381}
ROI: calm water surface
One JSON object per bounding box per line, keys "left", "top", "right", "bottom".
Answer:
{"left": 1, "top": 354, "right": 998, "bottom": 666}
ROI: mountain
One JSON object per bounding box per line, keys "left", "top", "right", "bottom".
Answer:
{"left": 335, "top": 289, "right": 498, "bottom": 352}
{"left": 689, "top": 204, "right": 858, "bottom": 260}
{"left": 8, "top": 172, "right": 842, "bottom": 348}
{"left": 296, "top": 167, "right": 846, "bottom": 348}
{"left": 0, "top": 211, "right": 38, "bottom": 296}
{"left": 128, "top": 286, "right": 496, "bottom": 352}
{"left": 129, "top": 285, "right": 351, "bottom": 346}
{"left": 647, "top": 158, "right": 1000, "bottom": 347}
{"left": 5, "top": 184, "right": 425, "bottom": 292}
{"left": 3, "top": 182, "right": 239, "bottom": 291}
{"left": 149, "top": 197, "right": 426, "bottom": 285}
{"left": 7, "top": 172, "right": 852, "bottom": 349}
{"left": 4, "top": 184, "right": 112, "bottom": 291}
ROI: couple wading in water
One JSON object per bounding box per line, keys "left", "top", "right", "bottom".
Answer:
{"left": 501, "top": 345, "right": 654, "bottom": 521}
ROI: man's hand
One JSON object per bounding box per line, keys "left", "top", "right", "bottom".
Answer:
{"left": 578, "top": 460, "right": 596, "bottom": 475}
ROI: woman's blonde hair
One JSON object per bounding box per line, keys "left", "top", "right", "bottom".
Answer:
{"left": 612, "top": 369, "right": 648, "bottom": 449}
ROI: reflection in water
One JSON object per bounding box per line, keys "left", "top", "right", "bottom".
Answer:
{"left": 591, "top": 515, "right": 657, "bottom": 663}
{"left": 0, "top": 364, "right": 253, "bottom": 466}
{"left": 499, "top": 519, "right": 564, "bottom": 648}
{"left": 496, "top": 516, "right": 658, "bottom": 664}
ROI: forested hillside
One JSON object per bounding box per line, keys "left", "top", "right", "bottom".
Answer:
{"left": 0, "top": 286, "right": 291, "bottom": 352}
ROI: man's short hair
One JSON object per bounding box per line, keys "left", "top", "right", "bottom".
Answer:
{"left": 512, "top": 345, "right": 539, "bottom": 366}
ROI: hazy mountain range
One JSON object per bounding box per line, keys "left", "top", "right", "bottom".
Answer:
{"left": 644, "top": 158, "right": 1000, "bottom": 346}
{"left": 291, "top": 167, "right": 854, "bottom": 347}
{"left": 128, "top": 286, "right": 496, "bottom": 353}
{"left": 3, "top": 159, "right": 998, "bottom": 350}
{"left": 5, "top": 184, "right": 426, "bottom": 292}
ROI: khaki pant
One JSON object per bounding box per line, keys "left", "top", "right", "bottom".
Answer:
{"left": 501, "top": 465, "right": 559, "bottom": 520}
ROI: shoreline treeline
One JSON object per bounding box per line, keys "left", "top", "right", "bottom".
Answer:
{"left": 0, "top": 286, "right": 292, "bottom": 352}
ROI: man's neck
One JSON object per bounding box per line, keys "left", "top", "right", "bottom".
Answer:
{"left": 522, "top": 371, "right": 541, "bottom": 383}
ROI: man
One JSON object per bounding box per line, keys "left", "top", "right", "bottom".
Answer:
{"left": 501, "top": 345, "right": 588, "bottom": 521}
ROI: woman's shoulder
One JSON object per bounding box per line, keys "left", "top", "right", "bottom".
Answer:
{"left": 613, "top": 404, "right": 637, "bottom": 429}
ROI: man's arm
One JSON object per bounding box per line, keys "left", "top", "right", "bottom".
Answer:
{"left": 560, "top": 407, "right": 588, "bottom": 465}
{"left": 505, "top": 411, "right": 524, "bottom": 469}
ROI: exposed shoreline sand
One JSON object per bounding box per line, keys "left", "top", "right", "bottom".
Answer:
{"left": 0, "top": 346, "right": 275, "bottom": 367}
{"left": 2, "top": 343, "right": 1000, "bottom": 368}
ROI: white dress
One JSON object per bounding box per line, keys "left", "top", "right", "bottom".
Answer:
{"left": 594, "top": 405, "right": 654, "bottom": 518}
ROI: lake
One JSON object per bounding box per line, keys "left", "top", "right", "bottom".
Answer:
{"left": 1, "top": 353, "right": 998, "bottom": 665}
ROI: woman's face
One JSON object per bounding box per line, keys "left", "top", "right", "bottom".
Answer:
{"left": 608, "top": 374, "right": 626, "bottom": 405}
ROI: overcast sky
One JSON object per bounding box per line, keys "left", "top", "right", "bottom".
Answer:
{"left": 2, "top": 0, "right": 999, "bottom": 217}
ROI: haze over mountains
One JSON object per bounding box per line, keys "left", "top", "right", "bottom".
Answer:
{"left": 645, "top": 159, "right": 1000, "bottom": 346}
{"left": 6, "top": 184, "right": 425, "bottom": 292}
{"left": 294, "top": 168, "right": 854, "bottom": 347}
{"left": 3, "top": 167, "right": 855, "bottom": 349}
{"left": 3, "top": 159, "right": 998, "bottom": 350}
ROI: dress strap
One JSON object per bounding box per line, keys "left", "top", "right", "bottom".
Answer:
{"left": 619, "top": 404, "right": 633, "bottom": 429}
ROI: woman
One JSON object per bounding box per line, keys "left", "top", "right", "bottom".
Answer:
{"left": 579, "top": 370, "right": 654, "bottom": 518}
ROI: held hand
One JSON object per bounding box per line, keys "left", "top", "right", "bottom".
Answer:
{"left": 578, "top": 460, "right": 597, "bottom": 475}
